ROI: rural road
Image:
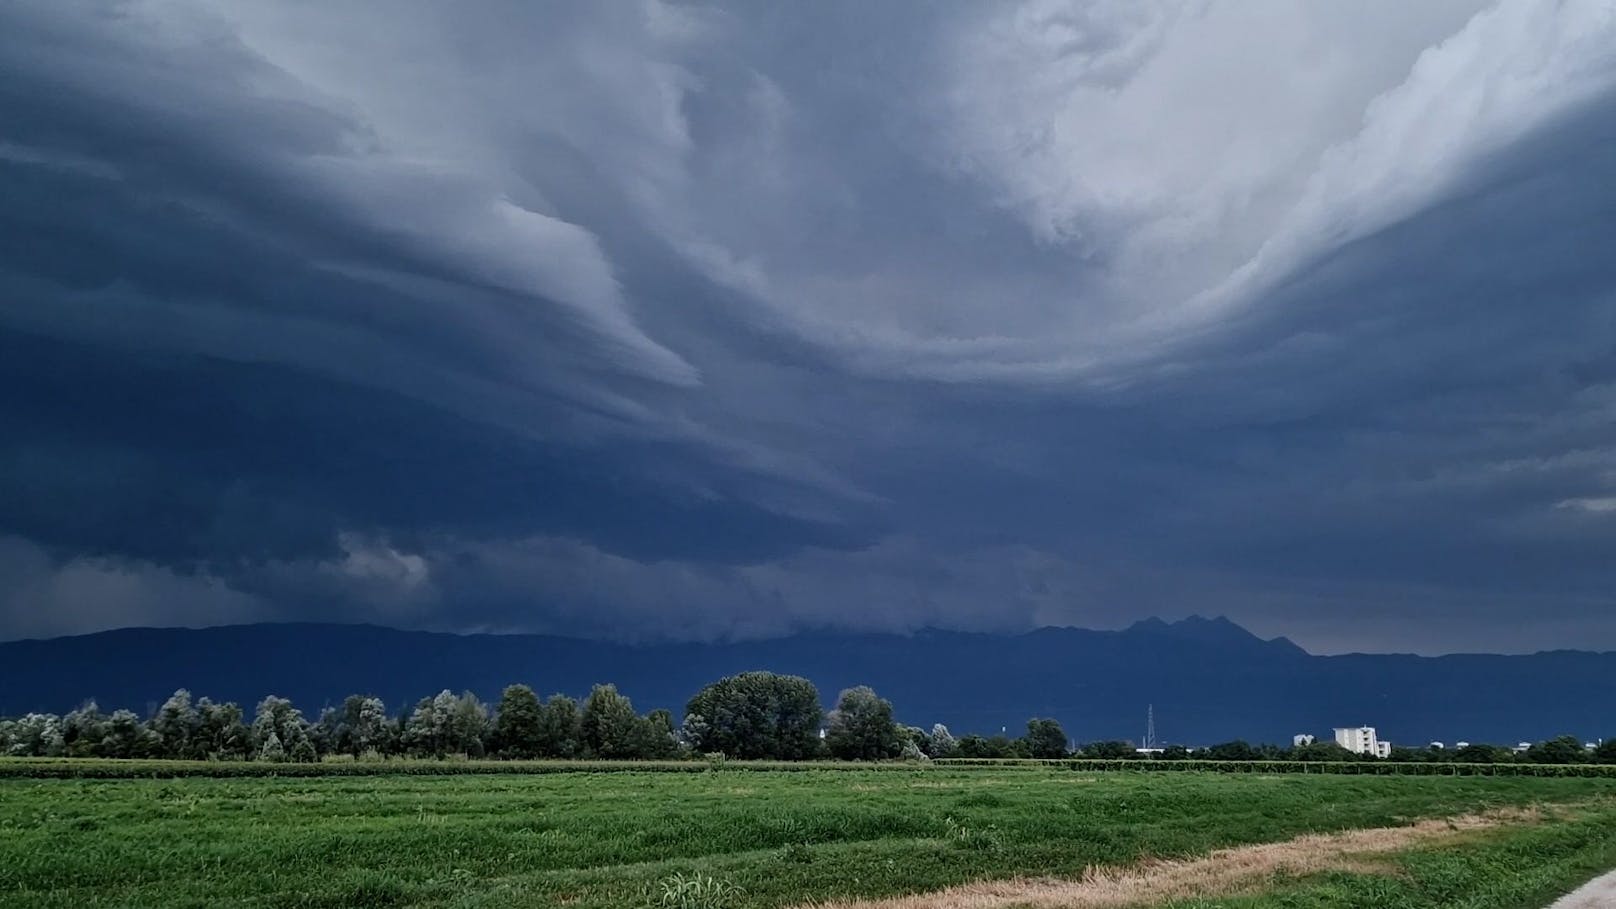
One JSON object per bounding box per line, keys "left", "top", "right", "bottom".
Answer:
{"left": 1549, "top": 870, "right": 1616, "bottom": 908}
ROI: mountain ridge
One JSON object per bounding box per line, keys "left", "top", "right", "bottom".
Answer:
{"left": 3, "top": 617, "right": 1612, "bottom": 746}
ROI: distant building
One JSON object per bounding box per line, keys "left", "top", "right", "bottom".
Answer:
{"left": 1334, "top": 726, "right": 1391, "bottom": 757}
{"left": 1455, "top": 741, "right": 1470, "bottom": 749}
{"left": 1430, "top": 742, "right": 1445, "bottom": 751}
{"left": 1513, "top": 742, "right": 1532, "bottom": 754}
{"left": 1293, "top": 734, "right": 1315, "bottom": 747}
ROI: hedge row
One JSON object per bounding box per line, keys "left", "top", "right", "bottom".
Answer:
{"left": 936, "top": 758, "right": 1616, "bottom": 777}
{"left": 7, "top": 756, "right": 1616, "bottom": 780}
{"left": 0, "top": 758, "right": 834, "bottom": 779}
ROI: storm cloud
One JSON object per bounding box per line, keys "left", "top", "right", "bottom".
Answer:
{"left": 4, "top": 0, "right": 1616, "bottom": 653}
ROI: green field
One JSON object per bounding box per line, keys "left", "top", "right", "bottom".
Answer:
{"left": 3, "top": 764, "right": 1616, "bottom": 908}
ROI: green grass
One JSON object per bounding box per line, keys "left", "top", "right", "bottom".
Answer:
{"left": 3, "top": 767, "right": 1614, "bottom": 907}
{"left": 1166, "top": 805, "right": 1616, "bottom": 909}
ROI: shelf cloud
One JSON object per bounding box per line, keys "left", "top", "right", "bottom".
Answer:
{"left": 4, "top": 0, "right": 1616, "bottom": 653}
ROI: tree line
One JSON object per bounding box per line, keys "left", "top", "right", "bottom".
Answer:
{"left": 0, "top": 674, "right": 913, "bottom": 762}
{"left": 3, "top": 671, "right": 1612, "bottom": 765}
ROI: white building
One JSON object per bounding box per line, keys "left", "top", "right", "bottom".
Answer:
{"left": 1334, "top": 726, "right": 1391, "bottom": 757}
{"left": 1293, "top": 734, "right": 1315, "bottom": 747}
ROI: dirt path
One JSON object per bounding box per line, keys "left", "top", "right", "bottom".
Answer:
{"left": 1548, "top": 869, "right": 1616, "bottom": 908}
{"left": 796, "top": 808, "right": 1542, "bottom": 909}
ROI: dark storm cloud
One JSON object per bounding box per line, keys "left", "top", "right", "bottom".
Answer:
{"left": 4, "top": 0, "right": 1616, "bottom": 652}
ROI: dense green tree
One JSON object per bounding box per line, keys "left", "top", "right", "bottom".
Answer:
{"left": 1204, "top": 740, "right": 1259, "bottom": 761}
{"left": 1079, "top": 740, "right": 1134, "bottom": 759}
{"left": 1527, "top": 735, "right": 1587, "bottom": 765}
{"left": 403, "top": 690, "right": 486, "bottom": 757}
{"left": 1452, "top": 742, "right": 1510, "bottom": 763}
{"left": 2, "top": 713, "right": 64, "bottom": 757}
{"left": 150, "top": 689, "right": 202, "bottom": 759}
{"left": 682, "top": 672, "right": 823, "bottom": 760}
{"left": 824, "top": 686, "right": 900, "bottom": 761}
{"left": 581, "top": 684, "right": 641, "bottom": 759}
{"left": 342, "top": 696, "right": 391, "bottom": 757}
{"left": 1158, "top": 744, "right": 1190, "bottom": 760}
{"left": 536, "top": 694, "right": 583, "bottom": 758}
{"left": 252, "top": 696, "right": 312, "bottom": 761}
{"left": 954, "top": 733, "right": 1020, "bottom": 758}
{"left": 1021, "top": 718, "right": 1070, "bottom": 758}
{"left": 105, "top": 709, "right": 160, "bottom": 758}
{"left": 62, "top": 702, "right": 109, "bottom": 757}
{"left": 196, "top": 698, "right": 251, "bottom": 760}
{"left": 1594, "top": 739, "right": 1616, "bottom": 764}
{"left": 494, "top": 684, "right": 545, "bottom": 758}
{"left": 628, "top": 708, "right": 682, "bottom": 759}
{"left": 1294, "top": 742, "right": 1356, "bottom": 762}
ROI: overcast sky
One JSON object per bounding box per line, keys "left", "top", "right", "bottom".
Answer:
{"left": 3, "top": 0, "right": 1616, "bottom": 654}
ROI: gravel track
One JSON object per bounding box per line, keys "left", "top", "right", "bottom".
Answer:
{"left": 1549, "top": 870, "right": 1616, "bottom": 908}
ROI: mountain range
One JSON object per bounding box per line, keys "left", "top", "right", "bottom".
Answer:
{"left": 2, "top": 617, "right": 1612, "bottom": 747}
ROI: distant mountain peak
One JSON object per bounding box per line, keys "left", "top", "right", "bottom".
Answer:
{"left": 1127, "top": 614, "right": 1248, "bottom": 637}
{"left": 1125, "top": 615, "right": 1306, "bottom": 655}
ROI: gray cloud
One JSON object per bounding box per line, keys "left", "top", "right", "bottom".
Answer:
{"left": 3, "top": 0, "right": 1616, "bottom": 653}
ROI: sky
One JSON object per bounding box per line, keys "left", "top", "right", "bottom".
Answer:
{"left": 3, "top": 1, "right": 1616, "bottom": 654}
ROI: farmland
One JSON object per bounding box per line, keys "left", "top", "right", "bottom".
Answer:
{"left": 4, "top": 764, "right": 1616, "bottom": 908}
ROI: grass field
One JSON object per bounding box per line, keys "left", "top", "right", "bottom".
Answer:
{"left": 3, "top": 764, "right": 1615, "bottom": 908}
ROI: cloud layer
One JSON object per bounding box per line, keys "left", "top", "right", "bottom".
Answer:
{"left": 4, "top": 0, "right": 1616, "bottom": 654}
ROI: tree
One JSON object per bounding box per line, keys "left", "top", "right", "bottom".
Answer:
{"left": 628, "top": 708, "right": 681, "bottom": 760}
{"left": 323, "top": 695, "right": 392, "bottom": 758}
{"left": 1079, "top": 740, "right": 1134, "bottom": 759}
{"left": 1452, "top": 742, "right": 1509, "bottom": 763}
{"left": 824, "top": 686, "right": 900, "bottom": 761}
{"left": 1527, "top": 735, "right": 1587, "bottom": 765}
{"left": 402, "top": 690, "right": 486, "bottom": 757}
{"left": 290, "top": 737, "right": 318, "bottom": 763}
{"left": 1204, "top": 740, "right": 1259, "bottom": 761}
{"left": 1021, "top": 718, "right": 1070, "bottom": 759}
{"left": 105, "top": 709, "right": 159, "bottom": 758}
{"left": 258, "top": 729, "right": 286, "bottom": 762}
{"left": 581, "top": 684, "right": 641, "bottom": 759}
{"left": 1294, "top": 741, "right": 1356, "bottom": 762}
{"left": 1594, "top": 739, "right": 1616, "bottom": 764}
{"left": 3, "top": 713, "right": 64, "bottom": 757}
{"left": 451, "top": 691, "right": 490, "bottom": 758}
{"left": 494, "top": 684, "right": 545, "bottom": 759}
{"left": 682, "top": 672, "right": 823, "bottom": 760}
{"left": 196, "top": 698, "right": 251, "bottom": 760}
{"left": 925, "top": 723, "right": 957, "bottom": 759}
{"left": 252, "top": 696, "right": 311, "bottom": 761}
{"left": 63, "top": 701, "right": 109, "bottom": 757}
{"left": 536, "top": 694, "right": 582, "bottom": 758}
{"left": 150, "top": 689, "right": 201, "bottom": 760}
{"left": 955, "top": 733, "right": 1018, "bottom": 758}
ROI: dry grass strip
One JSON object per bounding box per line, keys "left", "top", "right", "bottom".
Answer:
{"left": 798, "top": 806, "right": 1545, "bottom": 909}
